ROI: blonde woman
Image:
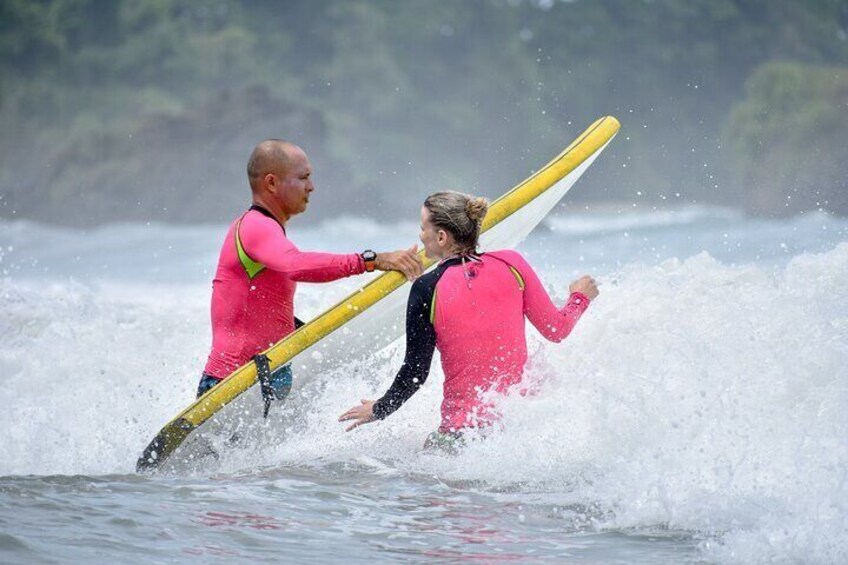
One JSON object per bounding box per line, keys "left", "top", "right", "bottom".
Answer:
{"left": 340, "top": 191, "right": 598, "bottom": 450}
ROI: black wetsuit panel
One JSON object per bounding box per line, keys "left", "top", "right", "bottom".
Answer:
{"left": 372, "top": 258, "right": 463, "bottom": 419}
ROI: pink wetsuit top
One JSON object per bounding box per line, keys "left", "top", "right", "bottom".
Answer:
{"left": 372, "top": 250, "right": 589, "bottom": 433}
{"left": 203, "top": 206, "right": 364, "bottom": 379}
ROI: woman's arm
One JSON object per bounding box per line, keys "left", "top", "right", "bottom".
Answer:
{"left": 339, "top": 275, "right": 438, "bottom": 430}
{"left": 497, "top": 250, "right": 594, "bottom": 343}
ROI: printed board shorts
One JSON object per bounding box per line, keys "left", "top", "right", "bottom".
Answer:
{"left": 196, "top": 364, "right": 293, "bottom": 400}
{"left": 423, "top": 430, "right": 466, "bottom": 455}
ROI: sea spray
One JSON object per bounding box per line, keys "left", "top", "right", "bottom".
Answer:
{"left": 1, "top": 212, "right": 846, "bottom": 563}
{"left": 268, "top": 244, "right": 848, "bottom": 562}
{"left": 433, "top": 245, "right": 846, "bottom": 562}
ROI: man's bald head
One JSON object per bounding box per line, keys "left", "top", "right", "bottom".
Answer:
{"left": 247, "top": 139, "right": 300, "bottom": 191}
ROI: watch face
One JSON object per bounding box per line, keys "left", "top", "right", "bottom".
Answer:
{"left": 362, "top": 250, "right": 377, "bottom": 261}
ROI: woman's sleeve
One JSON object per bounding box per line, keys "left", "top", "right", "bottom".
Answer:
{"left": 507, "top": 251, "right": 591, "bottom": 343}
{"left": 372, "top": 277, "right": 437, "bottom": 420}
{"left": 241, "top": 214, "right": 365, "bottom": 282}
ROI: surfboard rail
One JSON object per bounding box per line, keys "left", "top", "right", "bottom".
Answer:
{"left": 136, "top": 115, "right": 620, "bottom": 472}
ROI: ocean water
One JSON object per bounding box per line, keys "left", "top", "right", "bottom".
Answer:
{"left": 1, "top": 205, "right": 846, "bottom": 564}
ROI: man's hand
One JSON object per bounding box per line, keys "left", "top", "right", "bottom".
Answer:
{"left": 375, "top": 245, "right": 423, "bottom": 281}
{"left": 338, "top": 399, "right": 377, "bottom": 432}
{"left": 569, "top": 275, "right": 599, "bottom": 300}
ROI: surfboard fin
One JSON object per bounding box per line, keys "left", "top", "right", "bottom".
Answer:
{"left": 254, "top": 354, "right": 274, "bottom": 419}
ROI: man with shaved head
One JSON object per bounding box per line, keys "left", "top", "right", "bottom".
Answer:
{"left": 198, "top": 140, "right": 422, "bottom": 401}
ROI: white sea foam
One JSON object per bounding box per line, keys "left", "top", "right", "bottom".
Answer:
{"left": 256, "top": 243, "right": 848, "bottom": 563}
{"left": 544, "top": 204, "right": 741, "bottom": 235}
{"left": 1, "top": 211, "right": 847, "bottom": 562}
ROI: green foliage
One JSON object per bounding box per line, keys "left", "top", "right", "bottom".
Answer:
{"left": 725, "top": 61, "right": 848, "bottom": 214}
{"left": 729, "top": 62, "right": 848, "bottom": 153}
{"left": 1, "top": 0, "right": 847, "bottom": 224}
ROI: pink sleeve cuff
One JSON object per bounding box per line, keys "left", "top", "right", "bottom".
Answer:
{"left": 567, "top": 291, "right": 591, "bottom": 312}
{"left": 352, "top": 253, "right": 366, "bottom": 275}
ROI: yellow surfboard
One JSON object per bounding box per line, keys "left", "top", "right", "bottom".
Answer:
{"left": 137, "top": 116, "right": 620, "bottom": 472}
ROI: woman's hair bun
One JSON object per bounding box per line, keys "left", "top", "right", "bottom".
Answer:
{"left": 465, "top": 196, "right": 489, "bottom": 223}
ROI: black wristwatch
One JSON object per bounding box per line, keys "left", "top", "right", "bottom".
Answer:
{"left": 361, "top": 249, "right": 377, "bottom": 272}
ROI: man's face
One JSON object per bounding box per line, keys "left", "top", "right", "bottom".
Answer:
{"left": 273, "top": 148, "right": 314, "bottom": 217}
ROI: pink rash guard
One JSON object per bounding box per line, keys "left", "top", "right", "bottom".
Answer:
{"left": 371, "top": 249, "right": 590, "bottom": 433}
{"left": 203, "top": 206, "right": 364, "bottom": 379}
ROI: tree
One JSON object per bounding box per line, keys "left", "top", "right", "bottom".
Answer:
{"left": 725, "top": 61, "right": 848, "bottom": 215}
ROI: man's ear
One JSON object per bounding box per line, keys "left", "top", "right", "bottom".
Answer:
{"left": 264, "top": 173, "right": 278, "bottom": 194}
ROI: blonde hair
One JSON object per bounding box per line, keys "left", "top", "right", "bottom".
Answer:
{"left": 423, "top": 191, "right": 489, "bottom": 254}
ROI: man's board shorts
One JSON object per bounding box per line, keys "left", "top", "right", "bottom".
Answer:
{"left": 196, "top": 364, "right": 293, "bottom": 400}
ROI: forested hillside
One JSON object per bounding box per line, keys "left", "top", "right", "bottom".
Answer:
{"left": 2, "top": 0, "right": 846, "bottom": 225}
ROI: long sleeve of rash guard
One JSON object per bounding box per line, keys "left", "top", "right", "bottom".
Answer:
{"left": 495, "top": 250, "right": 590, "bottom": 343}
{"left": 241, "top": 213, "right": 365, "bottom": 282}
{"left": 372, "top": 273, "right": 439, "bottom": 420}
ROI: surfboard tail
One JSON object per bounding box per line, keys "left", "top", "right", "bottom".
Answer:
{"left": 136, "top": 418, "right": 194, "bottom": 472}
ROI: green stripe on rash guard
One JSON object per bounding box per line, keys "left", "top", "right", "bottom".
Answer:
{"left": 430, "top": 288, "right": 438, "bottom": 324}
{"left": 235, "top": 217, "right": 266, "bottom": 279}
{"left": 508, "top": 266, "right": 525, "bottom": 290}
